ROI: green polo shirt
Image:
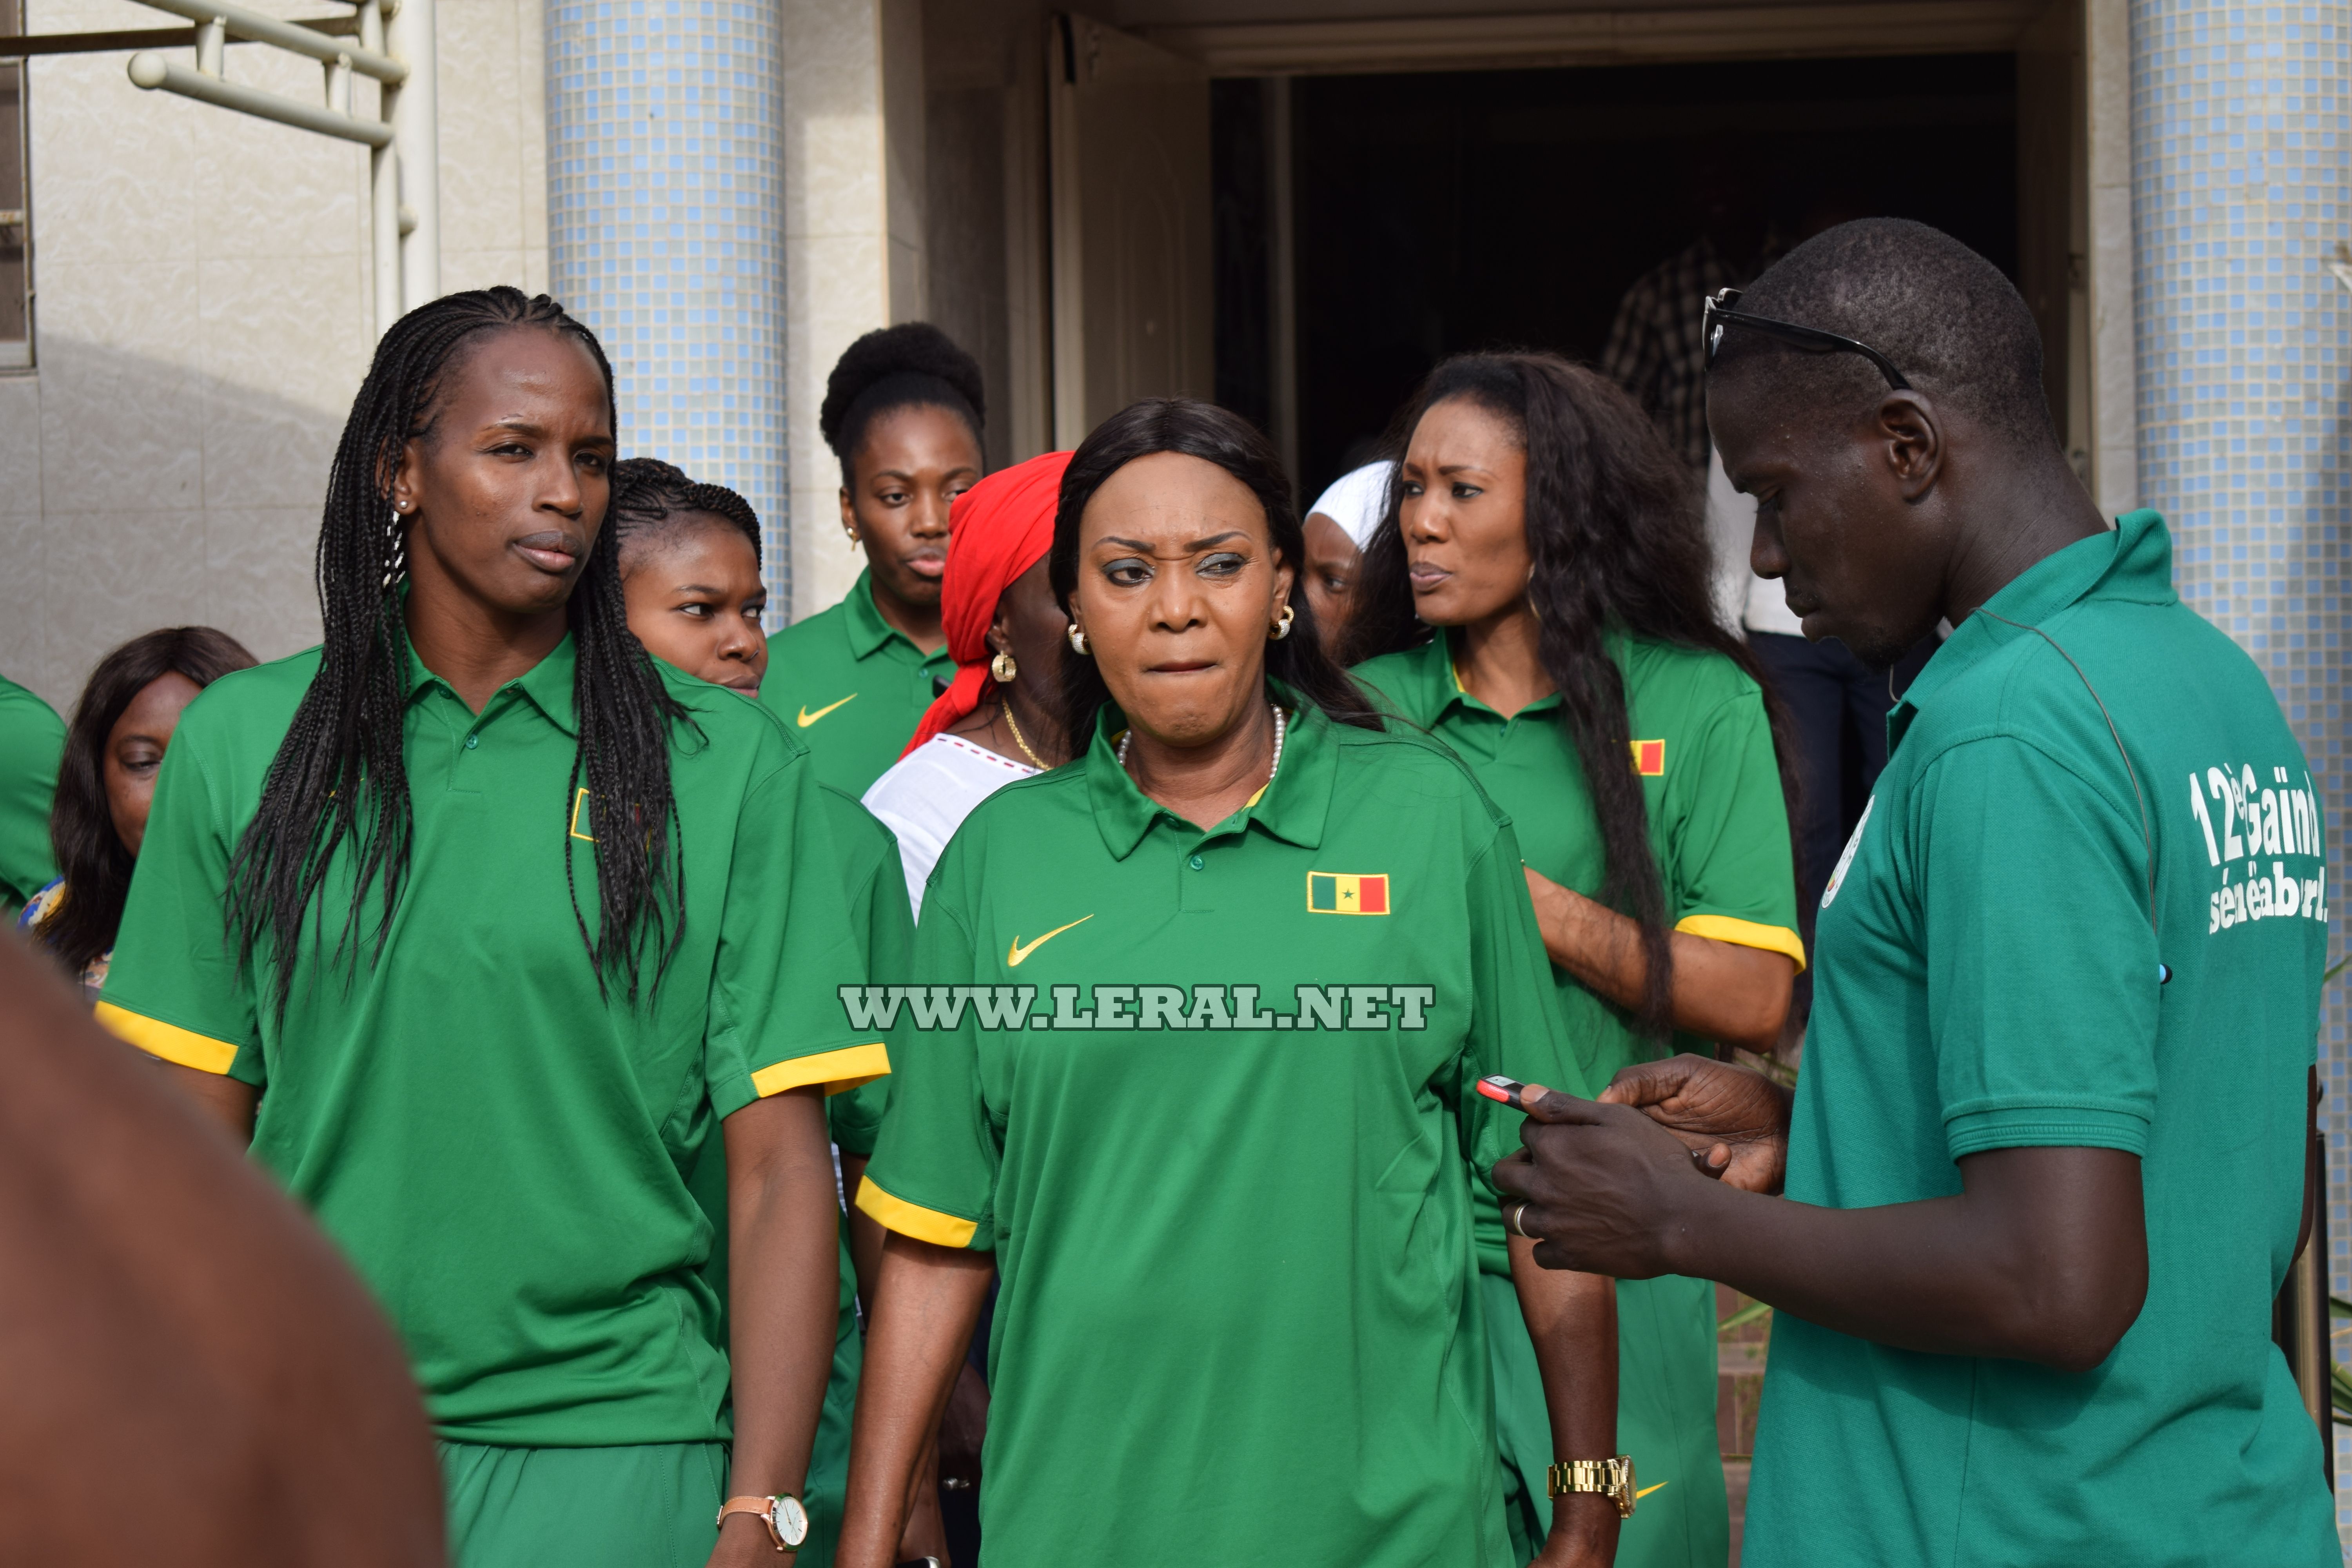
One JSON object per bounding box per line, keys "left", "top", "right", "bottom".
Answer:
{"left": 688, "top": 782, "right": 912, "bottom": 1330}
{"left": 0, "top": 671, "right": 65, "bottom": 913}
{"left": 760, "top": 570, "right": 957, "bottom": 796}
{"left": 859, "top": 695, "right": 1573, "bottom": 1568}
{"left": 97, "top": 637, "right": 888, "bottom": 1448}
{"left": 1353, "top": 631, "right": 1802, "bottom": 1221}
{"left": 1746, "top": 511, "right": 2337, "bottom": 1566}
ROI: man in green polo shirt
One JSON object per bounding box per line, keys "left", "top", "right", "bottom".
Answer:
{"left": 0, "top": 670, "right": 65, "bottom": 915}
{"left": 762, "top": 570, "right": 958, "bottom": 795}
{"left": 1497, "top": 219, "right": 2338, "bottom": 1565}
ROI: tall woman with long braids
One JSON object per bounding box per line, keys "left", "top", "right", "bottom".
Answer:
{"left": 840, "top": 398, "right": 1621, "bottom": 1568}
{"left": 1346, "top": 352, "right": 1803, "bottom": 1568}
{"left": 98, "top": 288, "right": 887, "bottom": 1568}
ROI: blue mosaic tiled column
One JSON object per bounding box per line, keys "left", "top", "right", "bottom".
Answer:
{"left": 544, "top": 0, "right": 789, "bottom": 622}
{"left": 2129, "top": 0, "right": 2351, "bottom": 1519}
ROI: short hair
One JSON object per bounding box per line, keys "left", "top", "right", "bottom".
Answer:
{"left": 818, "top": 323, "right": 985, "bottom": 482}
{"left": 609, "top": 457, "right": 762, "bottom": 570}
{"left": 1710, "top": 218, "right": 2051, "bottom": 447}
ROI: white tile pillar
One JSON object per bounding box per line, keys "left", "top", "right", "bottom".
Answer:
{"left": 781, "top": 0, "right": 925, "bottom": 623}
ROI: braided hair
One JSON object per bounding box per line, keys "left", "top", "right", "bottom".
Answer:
{"left": 228, "top": 287, "right": 690, "bottom": 1017}
{"left": 609, "top": 456, "right": 762, "bottom": 569}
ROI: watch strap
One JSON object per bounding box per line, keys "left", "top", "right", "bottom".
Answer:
{"left": 716, "top": 1495, "right": 793, "bottom": 1553}
{"left": 1546, "top": 1455, "right": 1638, "bottom": 1519}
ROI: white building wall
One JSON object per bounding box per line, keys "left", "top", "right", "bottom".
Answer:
{"left": 0, "top": 0, "right": 547, "bottom": 711}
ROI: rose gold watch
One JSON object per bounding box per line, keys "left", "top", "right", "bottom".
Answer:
{"left": 717, "top": 1494, "right": 808, "bottom": 1552}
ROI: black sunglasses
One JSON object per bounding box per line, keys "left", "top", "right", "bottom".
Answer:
{"left": 1702, "top": 287, "right": 1912, "bottom": 391}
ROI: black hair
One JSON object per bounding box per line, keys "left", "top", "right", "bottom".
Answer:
{"left": 818, "top": 323, "right": 985, "bottom": 485}
{"left": 1709, "top": 218, "right": 2052, "bottom": 448}
{"left": 610, "top": 457, "right": 762, "bottom": 571}
{"left": 38, "top": 626, "right": 257, "bottom": 976}
{"left": 228, "top": 286, "right": 691, "bottom": 1019}
{"left": 1049, "top": 397, "right": 1384, "bottom": 743}
{"left": 1343, "top": 351, "right": 1802, "bottom": 1039}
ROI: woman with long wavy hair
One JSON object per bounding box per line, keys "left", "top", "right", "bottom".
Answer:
{"left": 19, "top": 625, "right": 255, "bottom": 999}
{"left": 1345, "top": 351, "right": 1802, "bottom": 1568}
{"left": 97, "top": 288, "right": 884, "bottom": 1568}
{"left": 838, "top": 397, "right": 1621, "bottom": 1568}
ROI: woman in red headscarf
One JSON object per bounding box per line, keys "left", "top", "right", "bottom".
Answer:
{"left": 862, "top": 451, "right": 1074, "bottom": 918}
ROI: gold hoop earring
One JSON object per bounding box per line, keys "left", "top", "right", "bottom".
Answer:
{"left": 1066, "top": 624, "right": 1089, "bottom": 657}
{"left": 1270, "top": 605, "right": 1295, "bottom": 641}
{"left": 991, "top": 650, "right": 1018, "bottom": 683}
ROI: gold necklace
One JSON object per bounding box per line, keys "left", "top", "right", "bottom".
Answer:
{"left": 1000, "top": 700, "right": 1051, "bottom": 770}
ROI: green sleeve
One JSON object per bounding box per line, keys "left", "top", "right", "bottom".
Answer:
{"left": 857, "top": 890, "right": 997, "bottom": 1251}
{"left": 0, "top": 689, "right": 64, "bottom": 910}
{"left": 1666, "top": 692, "right": 1804, "bottom": 969}
{"left": 704, "top": 755, "right": 889, "bottom": 1120}
{"left": 95, "top": 732, "right": 265, "bottom": 1085}
{"left": 825, "top": 795, "right": 916, "bottom": 1158}
{"left": 1915, "top": 736, "right": 2159, "bottom": 1160}
{"left": 1462, "top": 817, "right": 1592, "bottom": 1177}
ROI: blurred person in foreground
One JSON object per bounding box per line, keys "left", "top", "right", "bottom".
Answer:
{"left": 20, "top": 626, "right": 257, "bottom": 1000}
{"left": 1496, "top": 218, "right": 2337, "bottom": 1566}
{"left": 0, "top": 935, "right": 444, "bottom": 1567}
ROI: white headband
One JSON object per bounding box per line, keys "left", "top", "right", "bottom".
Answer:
{"left": 1305, "top": 461, "right": 1395, "bottom": 551}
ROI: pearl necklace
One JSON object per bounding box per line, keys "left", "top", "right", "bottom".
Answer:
{"left": 1120, "top": 701, "right": 1286, "bottom": 796}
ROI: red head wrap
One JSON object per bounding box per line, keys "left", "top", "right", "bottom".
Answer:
{"left": 898, "top": 449, "right": 1074, "bottom": 760}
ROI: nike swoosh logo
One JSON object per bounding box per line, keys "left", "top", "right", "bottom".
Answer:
{"left": 797, "top": 693, "right": 857, "bottom": 727}
{"left": 1007, "top": 914, "right": 1093, "bottom": 967}
{"left": 1636, "top": 1482, "right": 1668, "bottom": 1500}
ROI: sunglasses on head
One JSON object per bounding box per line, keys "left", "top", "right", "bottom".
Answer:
{"left": 1702, "top": 287, "right": 1912, "bottom": 391}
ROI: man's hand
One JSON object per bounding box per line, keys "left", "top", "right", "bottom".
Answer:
{"left": 1493, "top": 1085, "right": 1727, "bottom": 1278}
{"left": 1599, "top": 1053, "right": 1791, "bottom": 1194}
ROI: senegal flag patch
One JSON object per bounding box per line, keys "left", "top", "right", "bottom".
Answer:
{"left": 1630, "top": 739, "right": 1666, "bottom": 776}
{"left": 1308, "top": 872, "right": 1390, "bottom": 915}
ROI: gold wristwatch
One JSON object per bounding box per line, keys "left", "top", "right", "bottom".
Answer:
{"left": 1547, "top": 1455, "right": 1637, "bottom": 1518}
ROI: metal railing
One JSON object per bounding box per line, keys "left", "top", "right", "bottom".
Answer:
{"left": 120, "top": 0, "right": 435, "bottom": 334}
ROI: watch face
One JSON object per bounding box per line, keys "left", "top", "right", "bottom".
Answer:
{"left": 771, "top": 1495, "right": 809, "bottom": 1548}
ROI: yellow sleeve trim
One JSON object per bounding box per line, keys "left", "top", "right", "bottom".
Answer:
{"left": 94, "top": 1003, "right": 241, "bottom": 1075}
{"left": 749, "top": 1041, "right": 890, "bottom": 1100}
{"left": 855, "top": 1176, "right": 980, "bottom": 1249}
{"left": 1674, "top": 914, "right": 1808, "bottom": 973}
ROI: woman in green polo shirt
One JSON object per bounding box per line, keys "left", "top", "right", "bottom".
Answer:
{"left": 98, "top": 289, "right": 884, "bottom": 1568}
{"left": 762, "top": 324, "right": 986, "bottom": 794}
{"left": 1346, "top": 351, "right": 1802, "bottom": 1568}
{"left": 837, "top": 397, "right": 1623, "bottom": 1568}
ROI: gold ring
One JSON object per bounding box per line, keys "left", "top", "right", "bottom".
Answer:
{"left": 1508, "top": 1200, "right": 1537, "bottom": 1240}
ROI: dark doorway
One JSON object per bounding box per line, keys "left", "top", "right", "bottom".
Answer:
{"left": 1214, "top": 53, "right": 2020, "bottom": 496}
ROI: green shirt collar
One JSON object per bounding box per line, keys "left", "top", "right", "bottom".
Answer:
{"left": 1891, "top": 508, "right": 2176, "bottom": 750}
{"left": 842, "top": 568, "right": 953, "bottom": 668}
{"left": 403, "top": 628, "right": 581, "bottom": 737}
{"left": 1083, "top": 682, "right": 1337, "bottom": 859}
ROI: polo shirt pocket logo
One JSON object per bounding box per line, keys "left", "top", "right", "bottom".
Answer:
{"left": 1630, "top": 739, "right": 1666, "bottom": 776}
{"left": 1308, "top": 872, "right": 1390, "bottom": 915}
{"left": 1820, "top": 795, "right": 1873, "bottom": 909}
{"left": 570, "top": 788, "right": 597, "bottom": 843}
